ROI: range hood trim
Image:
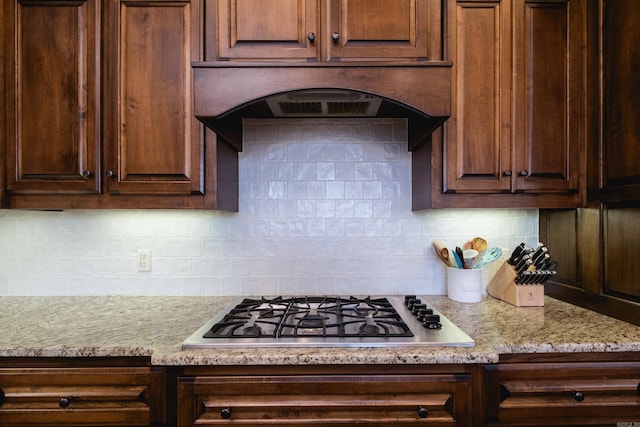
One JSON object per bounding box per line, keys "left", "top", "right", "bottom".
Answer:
{"left": 193, "top": 64, "right": 452, "bottom": 150}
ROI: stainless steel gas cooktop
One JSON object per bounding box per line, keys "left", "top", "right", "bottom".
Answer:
{"left": 182, "top": 296, "right": 475, "bottom": 349}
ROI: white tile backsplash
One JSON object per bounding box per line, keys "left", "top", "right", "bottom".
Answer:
{"left": 0, "top": 119, "right": 538, "bottom": 296}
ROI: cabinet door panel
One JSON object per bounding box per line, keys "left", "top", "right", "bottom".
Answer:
{"left": 214, "top": 0, "right": 319, "bottom": 61}
{"left": 178, "top": 374, "right": 471, "bottom": 426}
{"left": 513, "top": 0, "right": 582, "bottom": 193}
{"left": 598, "top": 0, "right": 640, "bottom": 201}
{"left": 446, "top": 1, "right": 511, "bottom": 193}
{"left": 104, "top": 0, "right": 203, "bottom": 195}
{"left": 327, "top": 0, "right": 436, "bottom": 61}
{"left": 0, "top": 367, "right": 153, "bottom": 426}
{"left": 6, "top": 0, "right": 100, "bottom": 194}
{"left": 485, "top": 361, "right": 640, "bottom": 425}
{"left": 603, "top": 207, "right": 640, "bottom": 303}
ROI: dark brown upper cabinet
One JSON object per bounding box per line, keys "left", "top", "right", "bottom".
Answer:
{"left": 431, "top": 0, "right": 587, "bottom": 209}
{"left": 208, "top": 0, "right": 442, "bottom": 62}
{"left": 2, "top": 0, "right": 234, "bottom": 210}
{"left": 5, "top": 0, "right": 101, "bottom": 195}
{"left": 588, "top": 0, "right": 640, "bottom": 204}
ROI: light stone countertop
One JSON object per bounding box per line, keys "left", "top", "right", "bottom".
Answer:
{"left": 1, "top": 295, "right": 639, "bottom": 366}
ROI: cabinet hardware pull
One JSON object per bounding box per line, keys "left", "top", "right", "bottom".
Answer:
{"left": 519, "top": 169, "right": 529, "bottom": 176}
{"left": 220, "top": 407, "right": 232, "bottom": 419}
{"left": 503, "top": 170, "right": 512, "bottom": 177}
{"left": 59, "top": 396, "right": 73, "bottom": 408}
{"left": 105, "top": 170, "right": 116, "bottom": 178}
{"left": 307, "top": 32, "right": 316, "bottom": 42}
{"left": 417, "top": 406, "right": 429, "bottom": 418}
{"left": 331, "top": 32, "right": 340, "bottom": 41}
{"left": 637, "top": 383, "right": 640, "bottom": 396}
{"left": 572, "top": 390, "right": 584, "bottom": 402}
{"left": 0, "top": 388, "right": 4, "bottom": 406}
{"left": 82, "top": 170, "right": 93, "bottom": 178}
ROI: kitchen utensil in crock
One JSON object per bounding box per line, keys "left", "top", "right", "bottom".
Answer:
{"left": 473, "top": 247, "right": 503, "bottom": 269}
{"left": 463, "top": 237, "right": 488, "bottom": 252}
{"left": 433, "top": 240, "right": 457, "bottom": 268}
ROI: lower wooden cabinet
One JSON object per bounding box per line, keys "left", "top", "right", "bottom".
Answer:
{"left": 176, "top": 365, "right": 474, "bottom": 426}
{"left": 483, "top": 353, "right": 640, "bottom": 426}
{"left": 0, "top": 358, "right": 164, "bottom": 426}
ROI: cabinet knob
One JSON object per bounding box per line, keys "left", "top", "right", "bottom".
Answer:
{"left": 417, "top": 406, "right": 429, "bottom": 418}
{"left": 59, "top": 396, "right": 73, "bottom": 408}
{"left": 307, "top": 32, "right": 316, "bottom": 42}
{"left": 331, "top": 32, "right": 340, "bottom": 41}
{"left": 82, "top": 170, "right": 93, "bottom": 178}
{"left": 519, "top": 169, "right": 529, "bottom": 176}
{"left": 572, "top": 390, "right": 584, "bottom": 402}
{"left": 503, "top": 170, "right": 512, "bottom": 177}
{"left": 105, "top": 170, "right": 116, "bottom": 178}
{"left": 220, "top": 407, "right": 232, "bottom": 419}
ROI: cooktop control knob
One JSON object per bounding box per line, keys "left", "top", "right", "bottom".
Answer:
{"left": 411, "top": 303, "right": 427, "bottom": 315}
{"left": 423, "top": 314, "right": 442, "bottom": 329}
{"left": 417, "top": 308, "right": 434, "bottom": 322}
{"left": 406, "top": 298, "right": 421, "bottom": 310}
{"left": 404, "top": 295, "right": 416, "bottom": 305}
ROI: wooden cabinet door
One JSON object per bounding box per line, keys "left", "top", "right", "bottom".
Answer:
{"left": 484, "top": 359, "right": 640, "bottom": 426}
{"left": 446, "top": 0, "right": 584, "bottom": 196}
{"left": 5, "top": 0, "right": 100, "bottom": 194}
{"left": 512, "top": 0, "right": 584, "bottom": 194}
{"left": 213, "top": 0, "right": 320, "bottom": 61}
{"left": 178, "top": 374, "right": 471, "bottom": 426}
{"left": 592, "top": 0, "right": 640, "bottom": 202}
{"left": 0, "top": 367, "right": 156, "bottom": 426}
{"left": 103, "top": 0, "right": 204, "bottom": 196}
{"left": 445, "top": 0, "right": 512, "bottom": 193}
{"left": 326, "top": 0, "right": 438, "bottom": 61}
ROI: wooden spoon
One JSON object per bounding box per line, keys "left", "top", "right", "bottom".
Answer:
{"left": 433, "top": 240, "right": 456, "bottom": 268}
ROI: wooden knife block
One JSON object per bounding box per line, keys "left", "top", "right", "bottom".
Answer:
{"left": 487, "top": 262, "right": 544, "bottom": 307}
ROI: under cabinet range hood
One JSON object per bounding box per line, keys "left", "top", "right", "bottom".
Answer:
{"left": 192, "top": 63, "right": 452, "bottom": 150}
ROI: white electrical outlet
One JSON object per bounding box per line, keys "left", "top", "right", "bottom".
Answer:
{"left": 137, "top": 249, "right": 152, "bottom": 272}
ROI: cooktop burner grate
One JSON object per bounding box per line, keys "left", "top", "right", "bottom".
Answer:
{"left": 203, "top": 296, "right": 413, "bottom": 339}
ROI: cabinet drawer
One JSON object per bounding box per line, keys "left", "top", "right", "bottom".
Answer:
{"left": 0, "top": 367, "right": 154, "bottom": 426}
{"left": 178, "top": 374, "right": 471, "bottom": 426}
{"left": 484, "top": 361, "right": 640, "bottom": 426}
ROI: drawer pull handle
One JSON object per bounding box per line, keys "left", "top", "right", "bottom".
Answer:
{"left": 220, "top": 407, "right": 232, "bottom": 419}
{"left": 637, "top": 383, "right": 640, "bottom": 396}
{"left": 0, "top": 388, "right": 4, "bottom": 406}
{"left": 572, "top": 390, "right": 584, "bottom": 402}
{"left": 59, "top": 396, "right": 73, "bottom": 408}
{"left": 417, "top": 406, "right": 429, "bottom": 418}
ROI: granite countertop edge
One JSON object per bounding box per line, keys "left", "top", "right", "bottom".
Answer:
{"left": 1, "top": 295, "right": 639, "bottom": 366}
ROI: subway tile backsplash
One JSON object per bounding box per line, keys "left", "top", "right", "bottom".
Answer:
{"left": 0, "top": 119, "right": 538, "bottom": 296}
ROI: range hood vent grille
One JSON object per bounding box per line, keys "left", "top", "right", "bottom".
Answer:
{"left": 267, "top": 91, "right": 382, "bottom": 117}
{"left": 278, "top": 101, "right": 322, "bottom": 115}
